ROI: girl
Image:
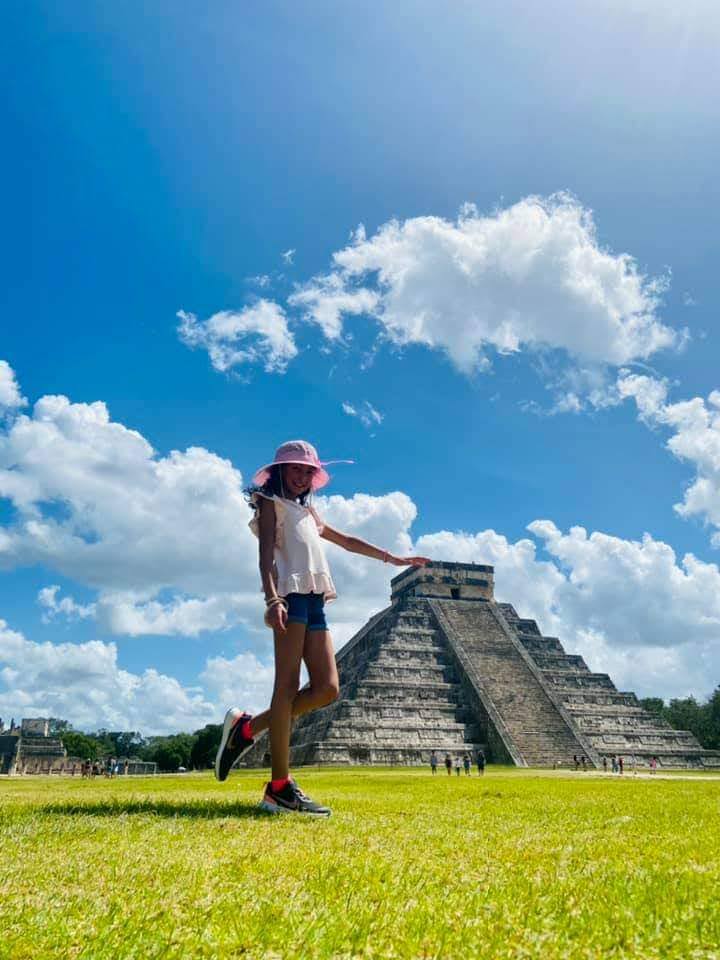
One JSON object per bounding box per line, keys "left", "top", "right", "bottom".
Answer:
{"left": 215, "top": 440, "right": 429, "bottom": 817}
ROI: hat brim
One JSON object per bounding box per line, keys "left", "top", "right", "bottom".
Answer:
{"left": 252, "top": 461, "right": 330, "bottom": 491}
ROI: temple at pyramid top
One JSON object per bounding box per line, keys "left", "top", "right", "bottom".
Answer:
{"left": 390, "top": 560, "right": 495, "bottom": 603}
{"left": 243, "top": 561, "right": 720, "bottom": 771}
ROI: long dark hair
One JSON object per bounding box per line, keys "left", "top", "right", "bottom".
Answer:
{"left": 244, "top": 464, "right": 311, "bottom": 506}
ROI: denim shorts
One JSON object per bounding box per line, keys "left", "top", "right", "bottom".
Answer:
{"left": 285, "top": 592, "right": 328, "bottom": 631}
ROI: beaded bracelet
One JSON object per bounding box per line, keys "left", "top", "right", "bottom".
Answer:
{"left": 265, "top": 596, "right": 287, "bottom": 609}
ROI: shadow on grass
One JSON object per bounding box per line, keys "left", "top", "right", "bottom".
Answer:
{"left": 38, "top": 799, "right": 267, "bottom": 820}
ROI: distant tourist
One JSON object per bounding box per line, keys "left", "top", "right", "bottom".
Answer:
{"left": 581, "top": 756, "right": 587, "bottom": 771}
{"left": 213, "top": 440, "right": 431, "bottom": 816}
{"left": 444, "top": 753, "right": 452, "bottom": 776}
{"left": 454, "top": 756, "right": 462, "bottom": 776}
{"left": 611, "top": 756, "right": 618, "bottom": 774}
{"left": 476, "top": 749, "right": 485, "bottom": 776}
{"left": 618, "top": 756, "right": 624, "bottom": 775}
{"left": 573, "top": 754, "right": 579, "bottom": 771}
{"left": 650, "top": 756, "right": 658, "bottom": 774}
{"left": 430, "top": 751, "right": 438, "bottom": 775}
{"left": 463, "top": 754, "right": 471, "bottom": 776}
{"left": 602, "top": 756, "right": 608, "bottom": 773}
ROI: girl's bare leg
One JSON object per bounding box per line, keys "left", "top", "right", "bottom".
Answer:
{"left": 301, "top": 629, "right": 340, "bottom": 711}
{"left": 251, "top": 630, "right": 339, "bottom": 741}
{"left": 267, "top": 622, "right": 305, "bottom": 782}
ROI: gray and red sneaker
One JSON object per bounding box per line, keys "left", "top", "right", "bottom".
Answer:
{"left": 214, "top": 708, "right": 254, "bottom": 782}
{"left": 259, "top": 780, "right": 331, "bottom": 818}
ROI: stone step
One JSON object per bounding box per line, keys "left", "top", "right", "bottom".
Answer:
{"left": 392, "top": 619, "right": 437, "bottom": 631}
{"left": 574, "top": 716, "right": 674, "bottom": 734}
{"left": 294, "top": 723, "right": 472, "bottom": 747}
{"left": 591, "top": 728, "right": 703, "bottom": 750}
{"left": 382, "top": 627, "right": 442, "bottom": 647}
{"left": 381, "top": 635, "right": 446, "bottom": 650}
{"left": 543, "top": 672, "right": 616, "bottom": 691}
{"left": 338, "top": 702, "right": 461, "bottom": 721}
{"left": 374, "top": 643, "right": 450, "bottom": 663}
{"left": 362, "top": 665, "right": 457, "bottom": 684}
{"left": 560, "top": 692, "right": 639, "bottom": 708}
{"left": 519, "top": 637, "right": 565, "bottom": 655}
{"left": 390, "top": 623, "right": 436, "bottom": 635}
{"left": 501, "top": 729, "right": 578, "bottom": 749}
{"left": 564, "top": 702, "right": 647, "bottom": 715}
{"left": 392, "top": 619, "right": 438, "bottom": 630}
{"left": 292, "top": 728, "right": 476, "bottom": 751}
{"left": 341, "top": 685, "right": 462, "bottom": 710}
{"left": 345, "top": 679, "right": 463, "bottom": 704}
{"left": 289, "top": 725, "right": 478, "bottom": 746}
{"left": 532, "top": 654, "right": 589, "bottom": 672}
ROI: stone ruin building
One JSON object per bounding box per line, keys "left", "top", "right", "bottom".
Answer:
{"left": 243, "top": 561, "right": 720, "bottom": 770}
{"left": 0, "top": 718, "right": 69, "bottom": 775}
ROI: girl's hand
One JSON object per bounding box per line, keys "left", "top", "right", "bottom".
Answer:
{"left": 389, "top": 555, "right": 431, "bottom": 567}
{"left": 264, "top": 602, "right": 288, "bottom": 633}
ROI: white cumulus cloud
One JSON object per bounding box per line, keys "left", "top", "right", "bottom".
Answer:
{"left": 300, "top": 196, "right": 679, "bottom": 378}
{"left": 0, "top": 619, "right": 215, "bottom": 734}
{"left": 37, "top": 586, "right": 96, "bottom": 623}
{"left": 177, "top": 300, "right": 297, "bottom": 375}
{"left": 200, "top": 652, "right": 276, "bottom": 716}
{"left": 289, "top": 273, "right": 380, "bottom": 340}
{"left": 619, "top": 372, "right": 720, "bottom": 544}
{"left": 0, "top": 367, "right": 260, "bottom": 635}
{"left": 0, "top": 361, "right": 26, "bottom": 412}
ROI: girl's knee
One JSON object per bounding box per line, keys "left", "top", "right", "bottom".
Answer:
{"left": 272, "top": 680, "right": 300, "bottom": 702}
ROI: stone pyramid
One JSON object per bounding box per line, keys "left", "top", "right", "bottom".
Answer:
{"left": 243, "top": 562, "right": 720, "bottom": 769}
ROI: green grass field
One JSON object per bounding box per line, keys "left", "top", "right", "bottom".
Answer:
{"left": 1, "top": 768, "right": 719, "bottom": 960}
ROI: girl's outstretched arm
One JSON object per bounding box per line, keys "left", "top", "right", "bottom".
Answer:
{"left": 320, "top": 523, "right": 430, "bottom": 567}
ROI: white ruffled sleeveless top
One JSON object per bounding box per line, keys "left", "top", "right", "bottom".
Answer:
{"left": 249, "top": 494, "right": 337, "bottom": 602}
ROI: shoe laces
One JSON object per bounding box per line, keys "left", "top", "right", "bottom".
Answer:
{"left": 290, "top": 781, "right": 309, "bottom": 801}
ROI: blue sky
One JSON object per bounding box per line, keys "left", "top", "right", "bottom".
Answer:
{"left": 1, "top": 2, "right": 719, "bottom": 733}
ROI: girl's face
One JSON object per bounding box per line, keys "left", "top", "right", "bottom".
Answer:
{"left": 282, "top": 462, "right": 316, "bottom": 498}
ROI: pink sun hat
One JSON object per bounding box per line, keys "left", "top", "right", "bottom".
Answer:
{"left": 252, "top": 440, "right": 353, "bottom": 491}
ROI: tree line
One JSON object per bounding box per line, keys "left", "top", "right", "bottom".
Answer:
{"left": 50, "top": 686, "right": 720, "bottom": 771}
{"left": 50, "top": 720, "right": 223, "bottom": 773}
{"left": 638, "top": 686, "right": 720, "bottom": 750}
